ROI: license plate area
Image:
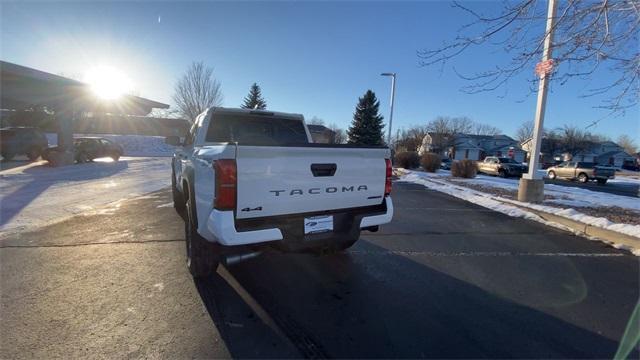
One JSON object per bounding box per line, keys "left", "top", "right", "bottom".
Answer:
{"left": 304, "top": 215, "right": 333, "bottom": 234}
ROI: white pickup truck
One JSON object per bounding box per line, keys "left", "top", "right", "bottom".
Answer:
{"left": 166, "top": 107, "right": 393, "bottom": 277}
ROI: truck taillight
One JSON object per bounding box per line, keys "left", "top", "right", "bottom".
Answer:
{"left": 385, "top": 158, "right": 392, "bottom": 196}
{"left": 214, "top": 159, "right": 237, "bottom": 210}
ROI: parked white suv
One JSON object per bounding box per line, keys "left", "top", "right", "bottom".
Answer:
{"left": 167, "top": 107, "right": 393, "bottom": 277}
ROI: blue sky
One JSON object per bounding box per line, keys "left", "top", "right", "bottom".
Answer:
{"left": 1, "top": 1, "right": 638, "bottom": 142}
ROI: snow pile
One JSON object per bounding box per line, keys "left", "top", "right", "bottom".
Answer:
{"left": 400, "top": 169, "right": 640, "bottom": 255}
{"left": 46, "top": 133, "right": 177, "bottom": 157}
{"left": 456, "top": 173, "right": 640, "bottom": 211}
{"left": 0, "top": 157, "right": 172, "bottom": 235}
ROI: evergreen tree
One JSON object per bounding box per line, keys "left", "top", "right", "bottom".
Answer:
{"left": 347, "top": 90, "right": 385, "bottom": 146}
{"left": 241, "top": 83, "right": 267, "bottom": 110}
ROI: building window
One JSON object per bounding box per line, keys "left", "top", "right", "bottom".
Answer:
{"left": 465, "top": 149, "right": 469, "bottom": 159}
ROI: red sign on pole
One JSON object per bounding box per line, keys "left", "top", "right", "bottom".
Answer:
{"left": 535, "top": 59, "right": 555, "bottom": 77}
{"left": 508, "top": 147, "right": 515, "bottom": 158}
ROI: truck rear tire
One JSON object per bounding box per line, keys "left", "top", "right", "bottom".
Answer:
{"left": 498, "top": 169, "right": 507, "bottom": 178}
{"left": 185, "top": 198, "right": 219, "bottom": 278}
{"left": 171, "top": 170, "right": 186, "bottom": 214}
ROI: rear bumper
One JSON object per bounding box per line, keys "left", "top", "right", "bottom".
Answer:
{"left": 204, "top": 197, "right": 393, "bottom": 247}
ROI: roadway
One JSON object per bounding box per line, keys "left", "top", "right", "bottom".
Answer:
{"left": 1, "top": 182, "right": 638, "bottom": 358}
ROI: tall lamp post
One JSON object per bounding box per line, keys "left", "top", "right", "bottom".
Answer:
{"left": 381, "top": 72, "right": 396, "bottom": 146}
{"left": 518, "top": 0, "right": 557, "bottom": 203}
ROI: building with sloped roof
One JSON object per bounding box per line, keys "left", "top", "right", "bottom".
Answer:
{"left": 420, "top": 133, "right": 526, "bottom": 162}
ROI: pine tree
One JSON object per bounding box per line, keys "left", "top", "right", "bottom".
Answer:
{"left": 347, "top": 90, "right": 385, "bottom": 146}
{"left": 241, "top": 83, "right": 267, "bottom": 110}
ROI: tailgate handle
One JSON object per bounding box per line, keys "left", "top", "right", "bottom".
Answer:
{"left": 310, "top": 163, "right": 337, "bottom": 177}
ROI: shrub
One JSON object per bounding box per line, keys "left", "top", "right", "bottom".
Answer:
{"left": 420, "top": 152, "right": 441, "bottom": 172}
{"left": 394, "top": 151, "right": 420, "bottom": 169}
{"left": 451, "top": 159, "right": 477, "bottom": 178}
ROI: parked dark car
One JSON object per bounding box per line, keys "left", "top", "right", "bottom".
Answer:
{"left": 621, "top": 161, "right": 639, "bottom": 172}
{"left": 73, "top": 137, "right": 123, "bottom": 163}
{"left": 440, "top": 158, "right": 452, "bottom": 170}
{"left": 0, "top": 127, "right": 49, "bottom": 161}
{"left": 44, "top": 137, "right": 123, "bottom": 164}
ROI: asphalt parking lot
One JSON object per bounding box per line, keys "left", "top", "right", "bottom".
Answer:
{"left": 1, "top": 181, "right": 638, "bottom": 358}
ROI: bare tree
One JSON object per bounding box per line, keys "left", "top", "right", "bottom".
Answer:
{"left": 308, "top": 116, "right": 325, "bottom": 125}
{"left": 558, "top": 124, "right": 592, "bottom": 154}
{"left": 426, "top": 116, "right": 452, "bottom": 134}
{"left": 418, "top": 0, "right": 640, "bottom": 118}
{"left": 425, "top": 116, "right": 474, "bottom": 153}
{"left": 397, "top": 125, "right": 429, "bottom": 152}
{"left": 516, "top": 120, "right": 535, "bottom": 143}
{"left": 449, "top": 116, "right": 474, "bottom": 134}
{"left": 617, "top": 134, "right": 638, "bottom": 154}
{"left": 472, "top": 122, "right": 502, "bottom": 136}
{"left": 541, "top": 129, "right": 564, "bottom": 156}
{"left": 328, "top": 123, "right": 347, "bottom": 144}
{"left": 173, "top": 62, "right": 223, "bottom": 122}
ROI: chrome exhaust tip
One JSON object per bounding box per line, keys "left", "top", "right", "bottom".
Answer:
{"left": 224, "top": 251, "right": 261, "bottom": 265}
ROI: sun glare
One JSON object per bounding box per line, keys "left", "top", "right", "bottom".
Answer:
{"left": 84, "top": 66, "right": 133, "bottom": 100}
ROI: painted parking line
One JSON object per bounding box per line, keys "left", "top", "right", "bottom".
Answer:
{"left": 346, "top": 250, "right": 624, "bottom": 257}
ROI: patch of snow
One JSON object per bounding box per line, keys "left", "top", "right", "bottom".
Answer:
{"left": 46, "top": 133, "right": 177, "bottom": 157}
{"left": 609, "top": 176, "right": 640, "bottom": 185}
{"left": 453, "top": 172, "right": 640, "bottom": 211}
{"left": 0, "top": 157, "right": 171, "bottom": 235}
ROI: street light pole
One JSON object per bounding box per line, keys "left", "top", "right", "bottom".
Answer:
{"left": 381, "top": 72, "right": 396, "bottom": 146}
{"left": 518, "top": 0, "right": 557, "bottom": 202}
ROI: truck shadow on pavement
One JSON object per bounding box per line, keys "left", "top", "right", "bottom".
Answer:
{"left": 194, "top": 240, "right": 629, "bottom": 359}
{"left": 0, "top": 161, "right": 128, "bottom": 227}
{"left": 194, "top": 272, "right": 301, "bottom": 358}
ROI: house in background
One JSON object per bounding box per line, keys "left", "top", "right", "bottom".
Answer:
{"left": 520, "top": 138, "right": 636, "bottom": 168}
{"left": 520, "top": 137, "right": 562, "bottom": 166}
{"left": 307, "top": 124, "right": 336, "bottom": 144}
{"left": 574, "top": 142, "right": 636, "bottom": 168}
{"left": 419, "top": 133, "right": 526, "bottom": 162}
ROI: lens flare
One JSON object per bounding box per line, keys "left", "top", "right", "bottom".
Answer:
{"left": 84, "top": 66, "right": 133, "bottom": 100}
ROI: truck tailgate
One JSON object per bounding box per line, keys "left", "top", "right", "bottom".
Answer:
{"left": 235, "top": 146, "right": 389, "bottom": 219}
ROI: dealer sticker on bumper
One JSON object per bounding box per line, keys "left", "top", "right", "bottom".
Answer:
{"left": 304, "top": 215, "right": 334, "bottom": 234}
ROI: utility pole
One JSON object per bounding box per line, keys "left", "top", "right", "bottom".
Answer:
{"left": 518, "top": 0, "right": 557, "bottom": 203}
{"left": 381, "top": 73, "right": 396, "bottom": 146}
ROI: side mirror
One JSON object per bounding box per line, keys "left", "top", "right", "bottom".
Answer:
{"left": 165, "top": 136, "right": 181, "bottom": 146}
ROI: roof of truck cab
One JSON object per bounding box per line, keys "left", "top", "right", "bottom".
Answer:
{"left": 210, "top": 107, "right": 304, "bottom": 119}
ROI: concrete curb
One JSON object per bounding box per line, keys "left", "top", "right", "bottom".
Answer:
{"left": 504, "top": 201, "right": 640, "bottom": 251}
